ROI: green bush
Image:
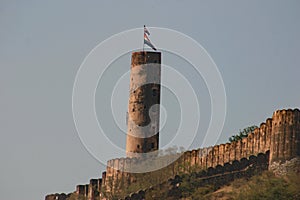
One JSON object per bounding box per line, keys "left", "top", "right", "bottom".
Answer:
{"left": 229, "top": 125, "right": 258, "bottom": 142}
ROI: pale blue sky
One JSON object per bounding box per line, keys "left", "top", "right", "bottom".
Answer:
{"left": 1, "top": 1, "right": 300, "bottom": 200}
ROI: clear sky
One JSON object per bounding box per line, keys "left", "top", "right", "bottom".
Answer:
{"left": 1, "top": 1, "right": 300, "bottom": 200}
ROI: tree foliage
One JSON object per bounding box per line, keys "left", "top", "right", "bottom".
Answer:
{"left": 229, "top": 125, "right": 258, "bottom": 142}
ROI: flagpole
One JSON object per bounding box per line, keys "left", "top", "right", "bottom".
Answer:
{"left": 143, "top": 25, "right": 145, "bottom": 52}
{"left": 143, "top": 25, "right": 156, "bottom": 51}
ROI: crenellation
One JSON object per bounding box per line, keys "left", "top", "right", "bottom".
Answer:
{"left": 224, "top": 143, "right": 230, "bottom": 163}
{"left": 206, "top": 148, "right": 213, "bottom": 168}
{"left": 259, "top": 124, "right": 266, "bottom": 153}
{"left": 240, "top": 137, "right": 246, "bottom": 158}
{"left": 183, "top": 151, "right": 192, "bottom": 172}
{"left": 253, "top": 128, "right": 260, "bottom": 154}
{"left": 76, "top": 185, "right": 85, "bottom": 196}
{"left": 231, "top": 142, "right": 236, "bottom": 162}
{"left": 88, "top": 179, "right": 99, "bottom": 200}
{"left": 229, "top": 142, "right": 236, "bottom": 162}
{"left": 198, "top": 148, "right": 204, "bottom": 168}
{"left": 266, "top": 118, "right": 272, "bottom": 154}
{"left": 119, "top": 158, "right": 125, "bottom": 172}
{"left": 217, "top": 145, "right": 222, "bottom": 166}
{"left": 177, "top": 153, "right": 185, "bottom": 173}
{"left": 113, "top": 158, "right": 120, "bottom": 176}
{"left": 97, "top": 178, "right": 102, "bottom": 192}
{"left": 206, "top": 147, "right": 213, "bottom": 168}
{"left": 101, "top": 172, "right": 106, "bottom": 186}
{"left": 84, "top": 184, "right": 89, "bottom": 197}
{"left": 45, "top": 193, "right": 68, "bottom": 200}
{"left": 249, "top": 135, "right": 254, "bottom": 157}
{"left": 212, "top": 145, "right": 219, "bottom": 167}
{"left": 238, "top": 139, "right": 244, "bottom": 160}
{"left": 106, "top": 160, "right": 112, "bottom": 175}
{"left": 191, "top": 149, "right": 197, "bottom": 166}
{"left": 198, "top": 148, "right": 204, "bottom": 158}
{"left": 124, "top": 157, "right": 131, "bottom": 172}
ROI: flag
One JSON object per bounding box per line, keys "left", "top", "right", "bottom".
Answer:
{"left": 143, "top": 25, "right": 157, "bottom": 51}
{"left": 144, "top": 25, "right": 150, "bottom": 35}
{"left": 144, "top": 33, "right": 157, "bottom": 51}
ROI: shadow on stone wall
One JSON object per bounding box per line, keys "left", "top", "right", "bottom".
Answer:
{"left": 123, "top": 152, "right": 269, "bottom": 200}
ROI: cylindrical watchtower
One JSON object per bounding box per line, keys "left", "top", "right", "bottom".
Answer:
{"left": 126, "top": 51, "right": 161, "bottom": 157}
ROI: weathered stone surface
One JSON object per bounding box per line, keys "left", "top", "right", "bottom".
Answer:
{"left": 126, "top": 51, "right": 161, "bottom": 158}
{"left": 269, "top": 157, "right": 300, "bottom": 176}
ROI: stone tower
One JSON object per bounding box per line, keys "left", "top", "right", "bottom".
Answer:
{"left": 269, "top": 109, "right": 300, "bottom": 164}
{"left": 126, "top": 51, "right": 161, "bottom": 157}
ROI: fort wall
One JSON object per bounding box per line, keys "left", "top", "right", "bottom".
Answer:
{"left": 102, "top": 108, "right": 300, "bottom": 198}
{"left": 124, "top": 152, "right": 270, "bottom": 200}
{"left": 45, "top": 108, "right": 300, "bottom": 200}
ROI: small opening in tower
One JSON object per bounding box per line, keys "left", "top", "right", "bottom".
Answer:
{"left": 132, "top": 108, "right": 135, "bottom": 112}
{"left": 151, "top": 143, "right": 155, "bottom": 149}
{"left": 152, "top": 89, "right": 157, "bottom": 96}
{"left": 137, "top": 145, "right": 140, "bottom": 149}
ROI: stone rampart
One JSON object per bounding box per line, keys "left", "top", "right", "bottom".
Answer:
{"left": 45, "top": 108, "right": 300, "bottom": 200}
{"left": 102, "top": 108, "right": 300, "bottom": 198}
